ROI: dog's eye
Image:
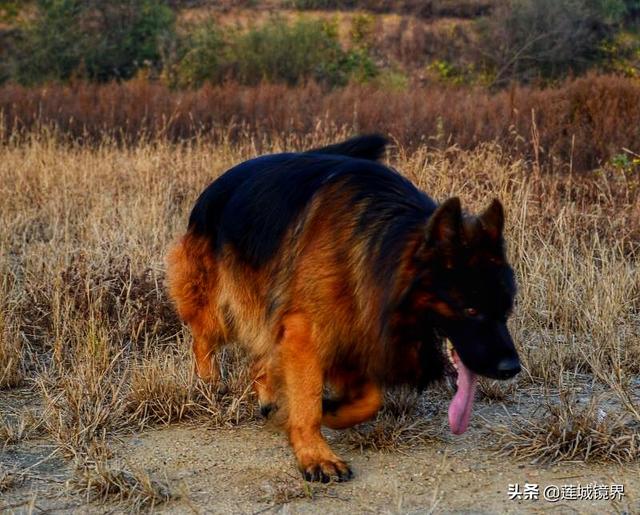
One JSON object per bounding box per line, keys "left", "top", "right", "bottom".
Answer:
{"left": 464, "top": 307, "right": 479, "bottom": 317}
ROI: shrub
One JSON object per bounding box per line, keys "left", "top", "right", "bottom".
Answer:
{"left": 600, "top": 30, "right": 640, "bottom": 76}
{"left": 477, "top": 0, "right": 615, "bottom": 85}
{"left": 170, "top": 22, "right": 225, "bottom": 88}
{"left": 589, "top": 0, "right": 640, "bottom": 23}
{"left": 11, "top": 0, "right": 86, "bottom": 85}
{"left": 83, "top": 0, "right": 175, "bottom": 82}
{"left": 11, "top": 0, "right": 175, "bottom": 85}
{"left": 288, "top": 0, "right": 343, "bottom": 7}
{"left": 225, "top": 17, "right": 376, "bottom": 86}
{"left": 169, "top": 17, "right": 378, "bottom": 88}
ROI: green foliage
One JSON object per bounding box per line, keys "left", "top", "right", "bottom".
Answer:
{"left": 350, "top": 13, "right": 376, "bottom": 47}
{"left": 428, "top": 59, "right": 462, "bottom": 83}
{"left": 169, "top": 17, "right": 378, "bottom": 88}
{"left": 8, "top": 2, "right": 376, "bottom": 88}
{"left": 12, "top": 0, "right": 85, "bottom": 84}
{"left": 84, "top": 0, "right": 175, "bottom": 82}
{"left": 588, "top": 0, "right": 640, "bottom": 22}
{"left": 374, "top": 69, "right": 409, "bottom": 90}
{"left": 427, "top": 59, "right": 483, "bottom": 85}
{"left": 228, "top": 18, "right": 363, "bottom": 86}
{"left": 0, "top": 1, "right": 22, "bottom": 21}
{"left": 170, "top": 22, "right": 224, "bottom": 88}
{"left": 610, "top": 152, "right": 640, "bottom": 172}
{"left": 589, "top": 0, "right": 627, "bottom": 22}
{"left": 337, "top": 47, "right": 378, "bottom": 83}
{"left": 600, "top": 30, "right": 640, "bottom": 76}
{"left": 11, "top": 0, "right": 174, "bottom": 85}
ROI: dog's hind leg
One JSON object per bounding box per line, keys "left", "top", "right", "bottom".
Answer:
{"left": 190, "top": 320, "right": 224, "bottom": 382}
{"left": 166, "top": 234, "right": 229, "bottom": 382}
{"left": 322, "top": 380, "right": 383, "bottom": 429}
{"left": 279, "top": 313, "right": 352, "bottom": 482}
{"left": 252, "top": 357, "right": 278, "bottom": 418}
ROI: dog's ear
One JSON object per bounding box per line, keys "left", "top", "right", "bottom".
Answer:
{"left": 479, "top": 199, "right": 504, "bottom": 242}
{"left": 426, "top": 197, "right": 462, "bottom": 246}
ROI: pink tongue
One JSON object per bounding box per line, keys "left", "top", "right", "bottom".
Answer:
{"left": 448, "top": 351, "right": 477, "bottom": 435}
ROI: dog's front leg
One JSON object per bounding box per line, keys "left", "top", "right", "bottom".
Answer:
{"left": 279, "top": 313, "right": 353, "bottom": 482}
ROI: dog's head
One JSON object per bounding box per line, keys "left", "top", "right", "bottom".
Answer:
{"left": 423, "top": 197, "right": 520, "bottom": 380}
{"left": 409, "top": 197, "right": 520, "bottom": 433}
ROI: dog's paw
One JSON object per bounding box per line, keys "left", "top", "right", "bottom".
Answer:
{"left": 301, "top": 459, "right": 353, "bottom": 483}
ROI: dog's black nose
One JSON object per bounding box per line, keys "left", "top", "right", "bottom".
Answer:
{"left": 496, "top": 357, "right": 521, "bottom": 379}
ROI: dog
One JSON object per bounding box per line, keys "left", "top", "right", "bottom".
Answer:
{"left": 166, "top": 135, "right": 521, "bottom": 482}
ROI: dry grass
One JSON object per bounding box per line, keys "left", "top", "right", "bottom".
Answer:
{"left": 477, "top": 377, "right": 517, "bottom": 402}
{"left": 126, "top": 346, "right": 257, "bottom": 429}
{"left": 2, "top": 74, "right": 640, "bottom": 171}
{"left": 339, "top": 387, "right": 445, "bottom": 452}
{"left": 495, "top": 392, "right": 640, "bottom": 464}
{"left": 0, "top": 465, "right": 19, "bottom": 493}
{"left": 35, "top": 334, "right": 257, "bottom": 458}
{"left": 286, "top": 0, "right": 494, "bottom": 18}
{"left": 67, "top": 452, "right": 177, "bottom": 511}
{"left": 257, "top": 474, "right": 343, "bottom": 512}
{"left": 0, "top": 409, "right": 42, "bottom": 445}
{"left": 0, "top": 336, "right": 22, "bottom": 388}
{"left": 0, "top": 281, "right": 24, "bottom": 388}
{"left": 0, "top": 129, "right": 638, "bottom": 509}
{"left": 259, "top": 476, "right": 314, "bottom": 504}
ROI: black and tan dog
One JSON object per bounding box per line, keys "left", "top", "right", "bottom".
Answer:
{"left": 166, "top": 135, "right": 520, "bottom": 482}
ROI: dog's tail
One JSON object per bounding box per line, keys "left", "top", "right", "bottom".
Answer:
{"left": 306, "top": 134, "right": 388, "bottom": 161}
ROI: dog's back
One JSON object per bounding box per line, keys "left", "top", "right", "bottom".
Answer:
{"left": 186, "top": 134, "right": 389, "bottom": 265}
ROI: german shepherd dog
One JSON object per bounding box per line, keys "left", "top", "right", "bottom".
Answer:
{"left": 166, "top": 135, "right": 520, "bottom": 482}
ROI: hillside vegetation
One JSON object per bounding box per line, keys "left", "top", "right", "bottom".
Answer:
{"left": 1, "top": 0, "right": 640, "bottom": 171}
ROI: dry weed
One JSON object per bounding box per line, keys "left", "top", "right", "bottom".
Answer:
{"left": 339, "top": 387, "right": 444, "bottom": 452}
{"left": 0, "top": 465, "right": 19, "bottom": 493}
{"left": 495, "top": 392, "right": 640, "bottom": 465}
{"left": 36, "top": 347, "right": 130, "bottom": 456}
{"left": 2, "top": 74, "right": 640, "bottom": 171}
{"left": 477, "top": 377, "right": 517, "bottom": 402}
{"left": 0, "top": 409, "right": 42, "bottom": 445}
{"left": 259, "top": 477, "right": 313, "bottom": 505}
{"left": 0, "top": 337, "right": 22, "bottom": 389}
{"left": 68, "top": 454, "right": 176, "bottom": 511}
{"left": 258, "top": 474, "right": 341, "bottom": 511}
{"left": 0, "top": 280, "right": 24, "bottom": 388}
{"left": 126, "top": 346, "right": 257, "bottom": 429}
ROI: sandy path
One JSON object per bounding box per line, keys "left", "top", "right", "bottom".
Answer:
{"left": 3, "top": 420, "right": 638, "bottom": 514}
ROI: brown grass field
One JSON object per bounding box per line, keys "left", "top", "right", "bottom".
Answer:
{"left": 1, "top": 129, "right": 639, "bottom": 512}
{"left": 3, "top": 74, "right": 640, "bottom": 173}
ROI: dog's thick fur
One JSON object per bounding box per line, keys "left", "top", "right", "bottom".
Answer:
{"left": 166, "top": 135, "right": 520, "bottom": 482}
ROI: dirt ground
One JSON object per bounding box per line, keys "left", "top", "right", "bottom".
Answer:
{"left": 2, "top": 388, "right": 639, "bottom": 515}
